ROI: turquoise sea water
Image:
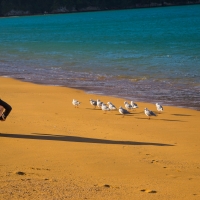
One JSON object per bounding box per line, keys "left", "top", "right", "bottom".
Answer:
{"left": 0, "top": 5, "right": 200, "bottom": 110}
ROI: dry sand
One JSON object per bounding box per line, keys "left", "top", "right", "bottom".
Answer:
{"left": 0, "top": 76, "right": 200, "bottom": 200}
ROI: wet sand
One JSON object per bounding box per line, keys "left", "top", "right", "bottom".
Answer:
{"left": 0, "top": 76, "right": 200, "bottom": 199}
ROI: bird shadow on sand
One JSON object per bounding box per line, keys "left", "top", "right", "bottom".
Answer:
{"left": 135, "top": 117, "right": 186, "bottom": 122}
{"left": 0, "top": 133, "right": 174, "bottom": 147}
{"left": 86, "top": 108, "right": 102, "bottom": 110}
{"left": 171, "top": 114, "right": 193, "bottom": 117}
{"left": 123, "top": 111, "right": 143, "bottom": 115}
{"left": 159, "top": 119, "right": 186, "bottom": 122}
{"left": 115, "top": 113, "right": 134, "bottom": 116}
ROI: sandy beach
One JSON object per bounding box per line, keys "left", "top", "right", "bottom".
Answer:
{"left": 0, "top": 76, "right": 200, "bottom": 200}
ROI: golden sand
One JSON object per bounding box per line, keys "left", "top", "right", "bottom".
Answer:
{"left": 0, "top": 76, "right": 200, "bottom": 200}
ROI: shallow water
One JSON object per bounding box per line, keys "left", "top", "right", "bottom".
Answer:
{"left": 0, "top": 5, "right": 200, "bottom": 110}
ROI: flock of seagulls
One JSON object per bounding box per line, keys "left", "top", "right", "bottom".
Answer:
{"left": 72, "top": 98, "right": 164, "bottom": 120}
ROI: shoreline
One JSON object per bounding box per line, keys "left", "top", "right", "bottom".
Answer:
{"left": 1, "top": 76, "right": 200, "bottom": 199}
{"left": 2, "top": 75, "right": 200, "bottom": 112}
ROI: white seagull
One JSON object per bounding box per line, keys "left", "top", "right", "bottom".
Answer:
{"left": 156, "top": 103, "right": 164, "bottom": 112}
{"left": 101, "top": 103, "right": 110, "bottom": 113}
{"left": 124, "top": 101, "right": 133, "bottom": 110}
{"left": 144, "top": 108, "right": 156, "bottom": 119}
{"left": 107, "top": 102, "right": 117, "bottom": 111}
{"left": 130, "top": 101, "right": 138, "bottom": 109}
{"left": 97, "top": 99, "right": 103, "bottom": 109}
{"left": 119, "top": 106, "right": 130, "bottom": 117}
{"left": 89, "top": 99, "right": 97, "bottom": 109}
{"left": 72, "top": 99, "right": 81, "bottom": 108}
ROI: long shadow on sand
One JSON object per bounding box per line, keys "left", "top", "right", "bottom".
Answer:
{"left": 135, "top": 117, "right": 186, "bottom": 122}
{"left": 171, "top": 114, "right": 192, "bottom": 117}
{"left": 0, "top": 133, "right": 174, "bottom": 147}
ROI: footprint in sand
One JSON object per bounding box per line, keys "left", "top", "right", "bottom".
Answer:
{"left": 151, "top": 160, "right": 159, "bottom": 164}
{"left": 16, "top": 171, "right": 26, "bottom": 175}
{"left": 31, "top": 167, "right": 50, "bottom": 171}
{"left": 140, "top": 189, "right": 157, "bottom": 193}
{"left": 103, "top": 184, "right": 111, "bottom": 188}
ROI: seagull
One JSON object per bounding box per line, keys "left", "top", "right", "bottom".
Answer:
{"left": 124, "top": 101, "right": 133, "bottom": 110}
{"left": 97, "top": 99, "right": 103, "bottom": 109}
{"left": 119, "top": 106, "right": 130, "bottom": 117}
{"left": 130, "top": 101, "right": 138, "bottom": 109}
{"left": 89, "top": 99, "right": 97, "bottom": 109}
{"left": 156, "top": 103, "right": 163, "bottom": 112}
{"left": 144, "top": 108, "right": 156, "bottom": 119}
{"left": 107, "top": 102, "right": 117, "bottom": 111}
{"left": 72, "top": 99, "right": 81, "bottom": 108}
{"left": 101, "top": 103, "right": 110, "bottom": 113}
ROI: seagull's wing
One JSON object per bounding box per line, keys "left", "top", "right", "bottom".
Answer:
{"left": 150, "top": 110, "right": 156, "bottom": 116}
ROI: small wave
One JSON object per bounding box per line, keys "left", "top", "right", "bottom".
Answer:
{"left": 97, "top": 76, "right": 107, "bottom": 80}
{"left": 116, "top": 75, "right": 132, "bottom": 79}
{"left": 129, "top": 76, "right": 147, "bottom": 82}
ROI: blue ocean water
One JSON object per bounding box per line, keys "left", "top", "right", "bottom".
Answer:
{"left": 0, "top": 5, "right": 200, "bottom": 110}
